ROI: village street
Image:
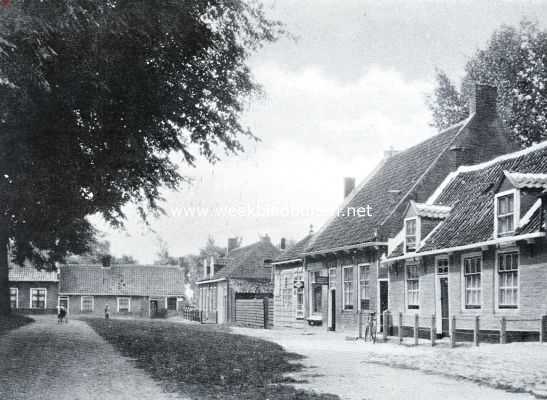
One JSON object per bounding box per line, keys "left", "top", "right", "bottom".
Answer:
{"left": 234, "top": 326, "right": 541, "bottom": 400}
{"left": 0, "top": 316, "right": 185, "bottom": 400}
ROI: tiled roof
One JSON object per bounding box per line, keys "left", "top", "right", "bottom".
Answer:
{"left": 200, "top": 239, "right": 281, "bottom": 282}
{"left": 59, "top": 264, "right": 186, "bottom": 296}
{"left": 9, "top": 264, "right": 58, "bottom": 282}
{"left": 307, "top": 120, "right": 468, "bottom": 252}
{"left": 412, "top": 202, "right": 451, "bottom": 219}
{"left": 504, "top": 171, "right": 547, "bottom": 189}
{"left": 274, "top": 234, "right": 313, "bottom": 263}
{"left": 417, "top": 143, "right": 547, "bottom": 252}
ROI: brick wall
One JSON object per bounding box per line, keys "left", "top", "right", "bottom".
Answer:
{"left": 66, "top": 295, "right": 150, "bottom": 318}
{"left": 11, "top": 281, "right": 58, "bottom": 313}
{"left": 273, "top": 265, "right": 306, "bottom": 329}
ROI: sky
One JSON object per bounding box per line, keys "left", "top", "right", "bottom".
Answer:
{"left": 95, "top": 0, "right": 547, "bottom": 263}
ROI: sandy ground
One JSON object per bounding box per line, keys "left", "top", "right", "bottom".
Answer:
{"left": 233, "top": 326, "right": 537, "bottom": 400}
{"left": 0, "top": 315, "right": 185, "bottom": 400}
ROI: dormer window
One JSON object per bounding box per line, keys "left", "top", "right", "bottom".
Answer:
{"left": 404, "top": 217, "right": 419, "bottom": 253}
{"left": 495, "top": 189, "right": 519, "bottom": 237}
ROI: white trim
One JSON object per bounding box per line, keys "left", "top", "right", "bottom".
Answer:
{"left": 304, "top": 241, "right": 388, "bottom": 256}
{"left": 9, "top": 287, "right": 18, "bottom": 309}
{"left": 519, "top": 198, "right": 542, "bottom": 228}
{"left": 383, "top": 231, "right": 545, "bottom": 263}
{"left": 495, "top": 248, "right": 520, "bottom": 312}
{"left": 196, "top": 277, "right": 226, "bottom": 285}
{"left": 117, "top": 297, "right": 131, "bottom": 313}
{"left": 80, "top": 295, "right": 94, "bottom": 312}
{"left": 460, "top": 252, "right": 483, "bottom": 312}
{"left": 357, "top": 263, "right": 371, "bottom": 311}
{"left": 388, "top": 228, "right": 405, "bottom": 255}
{"left": 271, "top": 258, "right": 302, "bottom": 266}
{"left": 341, "top": 265, "right": 354, "bottom": 311}
{"left": 30, "top": 288, "right": 47, "bottom": 309}
{"left": 494, "top": 188, "right": 520, "bottom": 238}
{"left": 434, "top": 255, "right": 449, "bottom": 333}
{"left": 404, "top": 217, "right": 420, "bottom": 254}
{"left": 419, "top": 220, "right": 444, "bottom": 249}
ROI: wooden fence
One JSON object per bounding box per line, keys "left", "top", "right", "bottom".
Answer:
{"left": 234, "top": 298, "right": 273, "bottom": 329}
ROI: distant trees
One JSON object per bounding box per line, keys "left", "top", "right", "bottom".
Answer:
{"left": 66, "top": 239, "right": 136, "bottom": 265}
{"left": 428, "top": 20, "right": 547, "bottom": 147}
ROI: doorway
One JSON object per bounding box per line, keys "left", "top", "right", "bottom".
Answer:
{"left": 150, "top": 300, "right": 159, "bottom": 317}
{"left": 58, "top": 296, "right": 69, "bottom": 313}
{"left": 327, "top": 289, "right": 336, "bottom": 331}
{"left": 378, "top": 280, "right": 388, "bottom": 332}
{"left": 440, "top": 277, "right": 449, "bottom": 336}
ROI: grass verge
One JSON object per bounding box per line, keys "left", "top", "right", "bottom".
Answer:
{"left": 0, "top": 314, "right": 33, "bottom": 335}
{"left": 87, "top": 318, "right": 338, "bottom": 400}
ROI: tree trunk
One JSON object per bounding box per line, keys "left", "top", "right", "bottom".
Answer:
{"left": 0, "top": 226, "right": 10, "bottom": 316}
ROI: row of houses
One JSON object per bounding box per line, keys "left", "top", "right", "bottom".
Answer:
{"left": 9, "top": 263, "right": 186, "bottom": 318}
{"left": 270, "top": 84, "right": 547, "bottom": 341}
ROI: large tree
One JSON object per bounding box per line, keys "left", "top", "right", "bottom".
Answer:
{"left": 428, "top": 20, "right": 547, "bottom": 147}
{"left": 0, "top": 1, "right": 281, "bottom": 314}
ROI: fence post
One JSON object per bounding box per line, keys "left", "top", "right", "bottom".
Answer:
{"left": 414, "top": 314, "right": 419, "bottom": 345}
{"left": 474, "top": 316, "right": 480, "bottom": 347}
{"left": 382, "top": 310, "right": 389, "bottom": 342}
{"left": 431, "top": 315, "right": 436, "bottom": 346}
{"left": 263, "top": 298, "right": 269, "bottom": 329}
{"left": 398, "top": 312, "right": 403, "bottom": 344}
{"left": 541, "top": 315, "right": 547, "bottom": 343}
{"left": 500, "top": 316, "right": 507, "bottom": 344}
{"left": 450, "top": 316, "right": 456, "bottom": 348}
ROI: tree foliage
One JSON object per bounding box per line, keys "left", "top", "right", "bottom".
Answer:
{"left": 428, "top": 20, "right": 547, "bottom": 147}
{"left": 0, "top": 0, "right": 281, "bottom": 313}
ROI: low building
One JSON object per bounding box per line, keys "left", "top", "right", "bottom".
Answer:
{"left": 9, "top": 264, "right": 59, "bottom": 314}
{"left": 59, "top": 264, "right": 186, "bottom": 318}
{"left": 384, "top": 142, "right": 547, "bottom": 342}
{"left": 196, "top": 235, "right": 281, "bottom": 325}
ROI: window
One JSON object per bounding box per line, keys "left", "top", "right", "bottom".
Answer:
{"left": 406, "top": 265, "right": 419, "bottom": 309}
{"left": 359, "top": 265, "right": 370, "bottom": 310}
{"left": 81, "top": 296, "right": 94, "bottom": 312}
{"left": 30, "top": 288, "right": 46, "bottom": 309}
{"left": 117, "top": 297, "right": 131, "bottom": 312}
{"left": 342, "top": 266, "right": 354, "bottom": 310}
{"left": 9, "top": 288, "right": 18, "bottom": 310}
{"left": 167, "top": 297, "right": 177, "bottom": 311}
{"left": 436, "top": 257, "right": 448, "bottom": 275}
{"left": 495, "top": 191, "right": 517, "bottom": 236}
{"left": 295, "top": 269, "right": 304, "bottom": 320}
{"left": 405, "top": 218, "right": 418, "bottom": 252}
{"left": 498, "top": 252, "right": 519, "bottom": 309}
{"left": 464, "top": 256, "right": 481, "bottom": 309}
{"left": 282, "top": 274, "right": 292, "bottom": 307}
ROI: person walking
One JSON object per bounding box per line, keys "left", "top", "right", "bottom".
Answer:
{"left": 104, "top": 304, "right": 110, "bottom": 320}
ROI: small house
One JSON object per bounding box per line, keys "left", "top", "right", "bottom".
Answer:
{"left": 9, "top": 263, "right": 59, "bottom": 313}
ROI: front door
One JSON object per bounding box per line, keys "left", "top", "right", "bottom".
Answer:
{"left": 379, "top": 281, "right": 388, "bottom": 332}
{"left": 150, "top": 300, "right": 159, "bottom": 317}
{"left": 440, "top": 277, "right": 449, "bottom": 336}
{"left": 327, "top": 289, "right": 336, "bottom": 331}
{"left": 58, "top": 296, "right": 69, "bottom": 313}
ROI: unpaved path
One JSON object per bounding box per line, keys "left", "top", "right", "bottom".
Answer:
{"left": 0, "top": 315, "right": 184, "bottom": 400}
{"left": 234, "top": 327, "right": 535, "bottom": 400}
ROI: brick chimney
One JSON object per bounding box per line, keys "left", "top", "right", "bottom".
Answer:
{"left": 469, "top": 84, "right": 497, "bottom": 118}
{"left": 280, "top": 237, "right": 286, "bottom": 250}
{"left": 227, "top": 237, "right": 240, "bottom": 254}
{"left": 344, "top": 177, "right": 355, "bottom": 198}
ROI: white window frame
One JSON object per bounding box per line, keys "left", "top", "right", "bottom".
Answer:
{"left": 81, "top": 296, "right": 94, "bottom": 312}
{"left": 404, "top": 217, "right": 420, "bottom": 254}
{"left": 342, "top": 265, "right": 354, "bottom": 311}
{"left": 358, "top": 263, "right": 371, "bottom": 311}
{"left": 57, "top": 296, "right": 70, "bottom": 311}
{"left": 405, "top": 264, "right": 420, "bottom": 310}
{"left": 9, "top": 287, "right": 18, "bottom": 309}
{"left": 494, "top": 189, "right": 520, "bottom": 238}
{"left": 117, "top": 297, "right": 131, "bottom": 312}
{"left": 30, "top": 288, "right": 47, "bottom": 309}
{"left": 435, "top": 255, "right": 449, "bottom": 275}
{"left": 461, "top": 252, "right": 483, "bottom": 311}
{"left": 496, "top": 249, "right": 520, "bottom": 311}
{"left": 294, "top": 268, "right": 304, "bottom": 320}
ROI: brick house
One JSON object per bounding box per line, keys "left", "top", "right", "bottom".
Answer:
{"left": 58, "top": 264, "right": 186, "bottom": 318}
{"left": 9, "top": 263, "right": 59, "bottom": 314}
{"left": 196, "top": 235, "right": 281, "bottom": 324}
{"left": 383, "top": 142, "right": 547, "bottom": 342}
{"left": 273, "top": 84, "right": 517, "bottom": 332}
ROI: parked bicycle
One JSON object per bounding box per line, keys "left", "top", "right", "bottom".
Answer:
{"left": 364, "top": 312, "right": 377, "bottom": 343}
